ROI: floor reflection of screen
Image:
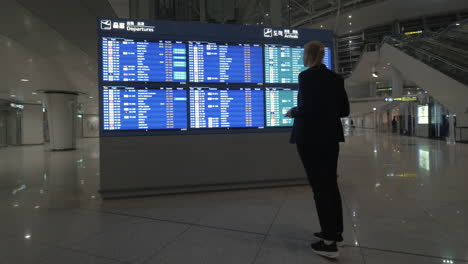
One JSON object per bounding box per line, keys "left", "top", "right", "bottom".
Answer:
{"left": 419, "top": 149, "right": 430, "bottom": 171}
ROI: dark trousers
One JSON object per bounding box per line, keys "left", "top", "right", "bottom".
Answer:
{"left": 296, "top": 143, "right": 343, "bottom": 241}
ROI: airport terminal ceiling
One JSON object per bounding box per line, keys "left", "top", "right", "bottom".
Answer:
{"left": 1, "top": 0, "right": 468, "bottom": 118}
{"left": 109, "top": 0, "right": 468, "bottom": 33}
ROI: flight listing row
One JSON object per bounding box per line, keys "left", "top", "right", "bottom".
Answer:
{"left": 101, "top": 38, "right": 331, "bottom": 84}
{"left": 102, "top": 86, "right": 299, "bottom": 131}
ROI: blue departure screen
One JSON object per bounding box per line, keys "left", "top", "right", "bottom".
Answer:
{"left": 264, "top": 45, "right": 332, "bottom": 83}
{"left": 188, "top": 42, "right": 263, "bottom": 83}
{"left": 189, "top": 87, "right": 265, "bottom": 128}
{"left": 102, "top": 86, "right": 187, "bottom": 130}
{"left": 101, "top": 38, "right": 187, "bottom": 82}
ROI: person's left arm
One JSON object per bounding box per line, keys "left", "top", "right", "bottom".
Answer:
{"left": 338, "top": 77, "right": 350, "bottom": 117}
{"left": 286, "top": 73, "right": 311, "bottom": 118}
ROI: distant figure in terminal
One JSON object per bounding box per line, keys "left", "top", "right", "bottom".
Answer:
{"left": 391, "top": 117, "right": 398, "bottom": 133}
{"left": 286, "top": 41, "right": 350, "bottom": 259}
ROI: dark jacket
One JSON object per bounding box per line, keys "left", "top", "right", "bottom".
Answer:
{"left": 290, "top": 64, "right": 350, "bottom": 144}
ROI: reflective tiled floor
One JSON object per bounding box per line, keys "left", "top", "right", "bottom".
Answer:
{"left": 1, "top": 129, "right": 467, "bottom": 264}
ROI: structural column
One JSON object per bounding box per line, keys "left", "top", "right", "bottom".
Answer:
{"left": 44, "top": 91, "right": 78, "bottom": 151}
{"left": 391, "top": 66, "right": 404, "bottom": 97}
{"left": 392, "top": 20, "right": 401, "bottom": 34}
{"left": 448, "top": 114, "right": 456, "bottom": 144}
{"left": 21, "top": 104, "right": 44, "bottom": 145}
{"left": 45, "top": 150, "right": 80, "bottom": 208}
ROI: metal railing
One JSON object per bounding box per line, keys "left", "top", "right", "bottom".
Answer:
{"left": 345, "top": 19, "right": 468, "bottom": 83}
{"left": 383, "top": 34, "right": 468, "bottom": 85}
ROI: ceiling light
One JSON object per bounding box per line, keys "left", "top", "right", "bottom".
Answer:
{"left": 372, "top": 72, "right": 379, "bottom": 78}
{"left": 349, "top": 30, "right": 353, "bottom": 33}
{"left": 373, "top": 107, "right": 377, "bottom": 111}
{"left": 320, "top": 25, "right": 324, "bottom": 28}
{"left": 32, "top": 92, "right": 37, "bottom": 95}
{"left": 455, "top": 23, "right": 460, "bottom": 26}
{"left": 349, "top": 40, "right": 352, "bottom": 43}
{"left": 11, "top": 94, "right": 16, "bottom": 97}
{"left": 20, "top": 78, "right": 29, "bottom": 82}
{"left": 89, "top": 96, "right": 93, "bottom": 99}
{"left": 349, "top": 22, "right": 352, "bottom": 25}
{"left": 24, "top": 234, "right": 31, "bottom": 240}
{"left": 348, "top": 15, "right": 352, "bottom": 19}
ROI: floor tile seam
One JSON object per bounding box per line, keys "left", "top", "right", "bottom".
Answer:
{"left": 134, "top": 190, "right": 289, "bottom": 264}
{"left": 341, "top": 187, "right": 367, "bottom": 264}
{"left": 92, "top": 208, "right": 209, "bottom": 229}
{"left": 139, "top": 224, "right": 194, "bottom": 264}
{"left": 341, "top": 189, "right": 360, "bottom": 244}
{"left": 357, "top": 245, "right": 468, "bottom": 262}
{"left": 94, "top": 205, "right": 362, "bottom": 243}
{"left": 250, "top": 190, "right": 291, "bottom": 264}
{"left": 133, "top": 194, "right": 252, "bottom": 263}
{"left": 82, "top": 202, "right": 468, "bottom": 261}
{"left": 0, "top": 226, "right": 126, "bottom": 263}
{"left": 47, "top": 209, "right": 192, "bottom": 263}
{"left": 95, "top": 207, "right": 269, "bottom": 237}
{"left": 66, "top": 217, "right": 153, "bottom": 248}
{"left": 190, "top": 194, "right": 248, "bottom": 226}
{"left": 54, "top": 250, "right": 130, "bottom": 264}
{"left": 27, "top": 239, "right": 130, "bottom": 264}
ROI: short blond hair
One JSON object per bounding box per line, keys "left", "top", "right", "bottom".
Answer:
{"left": 303, "top": 41, "right": 325, "bottom": 67}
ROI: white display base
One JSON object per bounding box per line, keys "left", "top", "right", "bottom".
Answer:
{"left": 100, "top": 132, "right": 307, "bottom": 199}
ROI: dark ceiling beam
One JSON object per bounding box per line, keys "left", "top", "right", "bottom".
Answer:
{"left": 291, "top": 0, "right": 388, "bottom": 28}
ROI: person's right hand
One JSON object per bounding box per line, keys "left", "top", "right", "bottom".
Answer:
{"left": 285, "top": 108, "right": 294, "bottom": 118}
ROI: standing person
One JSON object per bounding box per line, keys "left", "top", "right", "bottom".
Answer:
{"left": 286, "top": 41, "right": 350, "bottom": 259}
{"left": 391, "top": 117, "right": 398, "bottom": 133}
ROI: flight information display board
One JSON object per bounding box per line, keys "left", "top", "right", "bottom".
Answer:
{"left": 188, "top": 42, "right": 263, "bottom": 83}
{"left": 265, "top": 88, "right": 298, "bottom": 127}
{"left": 98, "top": 19, "right": 334, "bottom": 135}
{"left": 102, "top": 86, "right": 187, "bottom": 130}
{"left": 101, "top": 38, "right": 187, "bottom": 82}
{"left": 264, "top": 45, "right": 332, "bottom": 83}
{"left": 189, "top": 87, "right": 264, "bottom": 129}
